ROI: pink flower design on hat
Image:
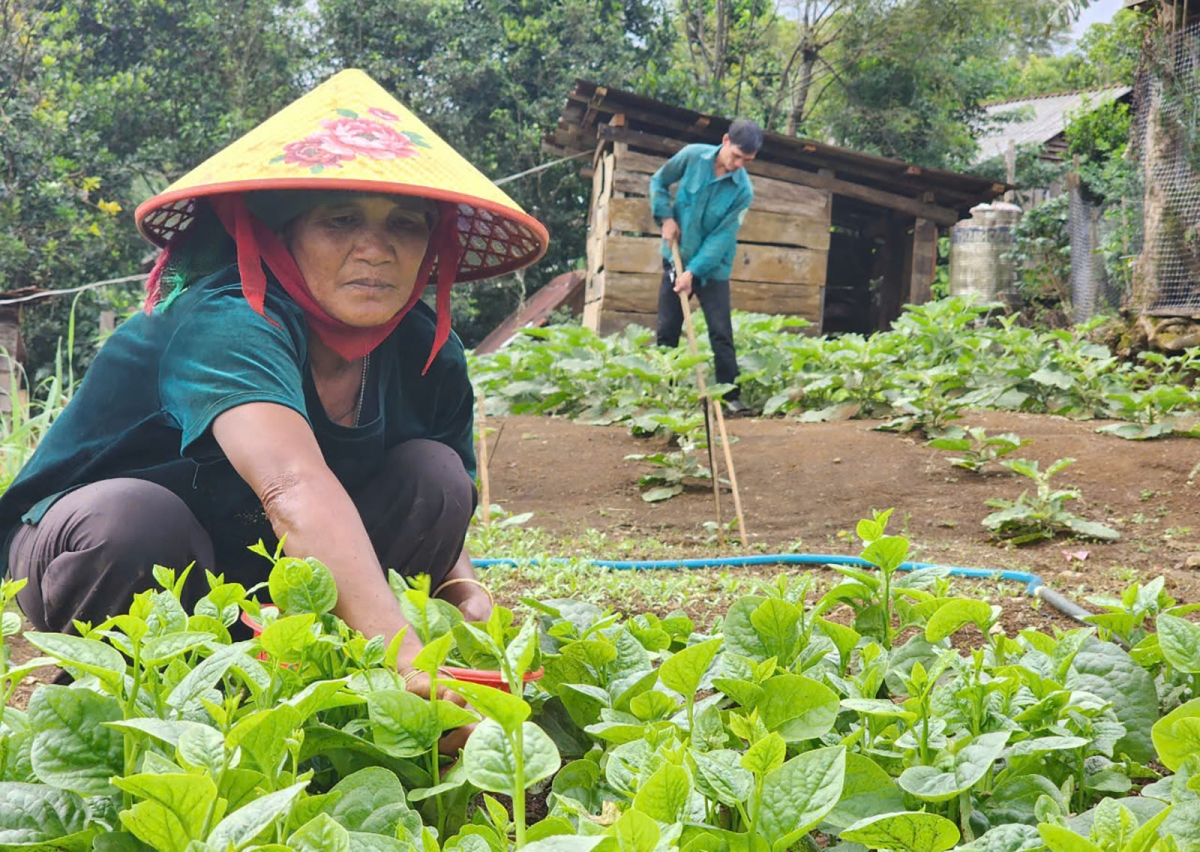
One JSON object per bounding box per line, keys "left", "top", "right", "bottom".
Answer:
{"left": 368, "top": 107, "right": 400, "bottom": 121}
{"left": 280, "top": 134, "right": 354, "bottom": 168}
{"left": 319, "top": 117, "right": 418, "bottom": 161}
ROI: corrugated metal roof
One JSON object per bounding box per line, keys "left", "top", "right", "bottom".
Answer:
{"left": 974, "top": 86, "right": 1132, "bottom": 163}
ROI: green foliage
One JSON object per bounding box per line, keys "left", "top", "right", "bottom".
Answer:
{"left": 801, "top": 0, "right": 1073, "bottom": 168}
{"left": 815, "top": 24, "right": 999, "bottom": 169}
{"left": 4, "top": 509, "right": 1199, "bottom": 851}
{"left": 928, "top": 427, "right": 1030, "bottom": 473}
{"left": 1009, "top": 194, "right": 1072, "bottom": 306}
{"left": 1083, "top": 576, "right": 1191, "bottom": 650}
{"left": 0, "top": 330, "right": 77, "bottom": 494}
{"left": 624, "top": 412, "right": 722, "bottom": 502}
{"left": 983, "top": 457, "right": 1119, "bottom": 544}
{"left": 998, "top": 10, "right": 1146, "bottom": 98}
{"left": 974, "top": 140, "right": 1067, "bottom": 193}
{"left": 473, "top": 298, "right": 1200, "bottom": 443}
{"left": 0, "top": 0, "right": 309, "bottom": 379}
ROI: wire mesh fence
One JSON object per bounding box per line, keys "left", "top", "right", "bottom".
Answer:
{"left": 1068, "top": 185, "right": 1122, "bottom": 322}
{"left": 1129, "top": 18, "right": 1200, "bottom": 315}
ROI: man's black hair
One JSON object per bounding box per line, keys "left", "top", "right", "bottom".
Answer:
{"left": 727, "top": 119, "right": 764, "bottom": 154}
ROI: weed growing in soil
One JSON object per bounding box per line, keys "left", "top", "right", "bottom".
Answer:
{"left": 928, "top": 427, "right": 1030, "bottom": 473}
{"left": 624, "top": 442, "right": 714, "bottom": 503}
{"left": 983, "top": 458, "right": 1121, "bottom": 544}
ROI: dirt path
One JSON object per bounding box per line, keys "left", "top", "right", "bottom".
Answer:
{"left": 484, "top": 411, "right": 1200, "bottom": 603}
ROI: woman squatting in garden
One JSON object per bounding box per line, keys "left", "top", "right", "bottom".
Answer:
{"left": 0, "top": 71, "right": 548, "bottom": 730}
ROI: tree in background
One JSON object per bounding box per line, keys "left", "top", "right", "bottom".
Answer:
{"left": 998, "top": 9, "right": 1148, "bottom": 97}
{"left": 646, "top": 0, "right": 779, "bottom": 119}
{"left": 0, "top": 0, "right": 1147, "bottom": 379}
{"left": 664, "top": 0, "right": 1078, "bottom": 166}
{"left": 1, "top": 0, "right": 307, "bottom": 378}
{"left": 318, "top": 0, "right": 672, "bottom": 343}
{"left": 1, "top": 1, "right": 140, "bottom": 377}
{"left": 805, "top": 0, "right": 1077, "bottom": 168}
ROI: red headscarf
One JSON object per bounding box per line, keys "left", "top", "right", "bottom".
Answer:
{"left": 144, "top": 194, "right": 465, "bottom": 374}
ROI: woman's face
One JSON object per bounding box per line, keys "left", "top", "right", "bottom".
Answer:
{"left": 286, "top": 195, "right": 433, "bottom": 327}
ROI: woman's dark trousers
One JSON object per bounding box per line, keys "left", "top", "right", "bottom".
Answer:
{"left": 10, "top": 439, "right": 475, "bottom": 634}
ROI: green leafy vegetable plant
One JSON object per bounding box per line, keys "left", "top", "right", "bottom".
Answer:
{"left": 983, "top": 458, "right": 1120, "bottom": 544}
{"left": 2, "top": 508, "right": 1197, "bottom": 852}
{"left": 928, "top": 427, "right": 1030, "bottom": 473}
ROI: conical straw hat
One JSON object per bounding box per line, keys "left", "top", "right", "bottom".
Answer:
{"left": 136, "top": 69, "right": 549, "bottom": 281}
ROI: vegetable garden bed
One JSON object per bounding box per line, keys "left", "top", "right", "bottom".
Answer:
{"left": 2, "top": 511, "right": 1198, "bottom": 852}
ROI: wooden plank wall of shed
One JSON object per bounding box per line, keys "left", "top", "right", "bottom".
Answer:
{"left": 582, "top": 144, "right": 833, "bottom": 336}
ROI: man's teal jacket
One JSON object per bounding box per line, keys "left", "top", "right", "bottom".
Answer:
{"left": 649, "top": 143, "right": 754, "bottom": 283}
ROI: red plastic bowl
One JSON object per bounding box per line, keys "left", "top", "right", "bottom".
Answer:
{"left": 240, "top": 612, "right": 544, "bottom": 691}
{"left": 240, "top": 610, "right": 272, "bottom": 663}
{"left": 441, "top": 666, "right": 544, "bottom": 694}
{"left": 241, "top": 610, "right": 266, "bottom": 634}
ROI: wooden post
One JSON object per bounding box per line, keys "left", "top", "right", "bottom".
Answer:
{"left": 583, "top": 150, "right": 615, "bottom": 332}
{"left": 867, "top": 213, "right": 903, "bottom": 331}
{"left": 670, "top": 242, "right": 749, "bottom": 547}
{"left": 477, "top": 391, "right": 491, "bottom": 525}
{"left": 702, "top": 399, "right": 722, "bottom": 545}
{"left": 0, "top": 306, "right": 22, "bottom": 416}
{"left": 1004, "top": 139, "right": 1017, "bottom": 204}
{"left": 908, "top": 218, "right": 939, "bottom": 304}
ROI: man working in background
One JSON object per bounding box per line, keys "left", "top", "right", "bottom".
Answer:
{"left": 650, "top": 119, "right": 762, "bottom": 415}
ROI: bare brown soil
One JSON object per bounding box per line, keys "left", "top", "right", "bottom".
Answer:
{"left": 484, "top": 411, "right": 1200, "bottom": 606}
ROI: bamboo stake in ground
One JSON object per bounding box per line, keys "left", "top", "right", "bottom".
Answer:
{"left": 702, "top": 397, "right": 723, "bottom": 547}
{"left": 476, "top": 390, "right": 491, "bottom": 524}
{"left": 670, "top": 242, "right": 749, "bottom": 547}
{"left": 664, "top": 249, "right": 722, "bottom": 544}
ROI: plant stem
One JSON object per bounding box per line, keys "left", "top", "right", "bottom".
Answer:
{"left": 733, "top": 799, "right": 751, "bottom": 833}
{"left": 127, "top": 644, "right": 144, "bottom": 712}
{"left": 428, "top": 748, "right": 446, "bottom": 836}
{"left": 1076, "top": 748, "right": 1087, "bottom": 813}
{"left": 882, "top": 570, "right": 894, "bottom": 651}
{"left": 746, "top": 778, "right": 763, "bottom": 852}
{"left": 919, "top": 706, "right": 931, "bottom": 766}
{"left": 513, "top": 726, "right": 527, "bottom": 849}
{"left": 122, "top": 643, "right": 145, "bottom": 810}
{"left": 200, "top": 771, "right": 223, "bottom": 837}
{"left": 958, "top": 790, "right": 974, "bottom": 842}
{"left": 429, "top": 673, "right": 446, "bottom": 835}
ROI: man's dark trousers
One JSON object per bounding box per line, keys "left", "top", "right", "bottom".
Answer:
{"left": 656, "top": 259, "right": 739, "bottom": 399}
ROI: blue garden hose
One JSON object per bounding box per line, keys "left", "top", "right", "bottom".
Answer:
{"left": 473, "top": 553, "right": 1093, "bottom": 623}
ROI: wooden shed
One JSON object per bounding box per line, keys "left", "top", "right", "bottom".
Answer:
{"left": 545, "top": 82, "right": 1005, "bottom": 336}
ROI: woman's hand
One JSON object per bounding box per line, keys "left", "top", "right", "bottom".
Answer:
{"left": 455, "top": 590, "right": 492, "bottom": 624}
{"left": 435, "top": 547, "right": 494, "bottom": 623}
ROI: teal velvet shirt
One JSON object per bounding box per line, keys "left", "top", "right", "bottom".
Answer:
{"left": 0, "top": 264, "right": 476, "bottom": 574}
{"left": 649, "top": 143, "right": 754, "bottom": 283}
